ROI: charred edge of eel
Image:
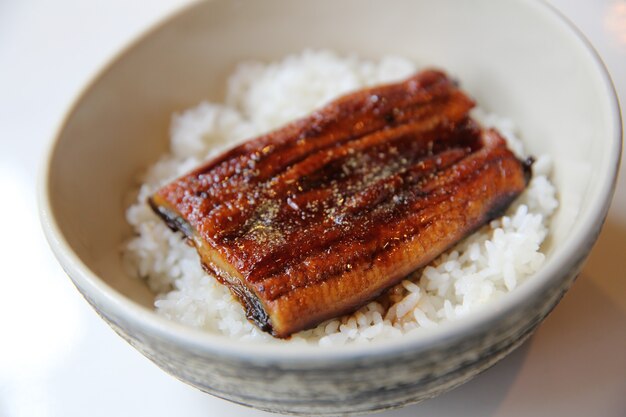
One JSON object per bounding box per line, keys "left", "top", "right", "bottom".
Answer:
{"left": 148, "top": 197, "right": 273, "bottom": 333}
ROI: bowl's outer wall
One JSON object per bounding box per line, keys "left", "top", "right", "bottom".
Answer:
{"left": 71, "top": 254, "right": 587, "bottom": 415}
{"left": 44, "top": 0, "right": 621, "bottom": 415}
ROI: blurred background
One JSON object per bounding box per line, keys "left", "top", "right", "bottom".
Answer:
{"left": 0, "top": 1, "right": 624, "bottom": 416}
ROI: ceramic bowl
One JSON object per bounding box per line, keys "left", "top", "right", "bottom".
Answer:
{"left": 39, "top": 0, "right": 621, "bottom": 415}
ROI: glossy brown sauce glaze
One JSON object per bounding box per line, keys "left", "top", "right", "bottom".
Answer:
{"left": 150, "top": 70, "right": 531, "bottom": 337}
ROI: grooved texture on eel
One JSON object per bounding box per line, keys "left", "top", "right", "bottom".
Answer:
{"left": 149, "top": 70, "right": 530, "bottom": 337}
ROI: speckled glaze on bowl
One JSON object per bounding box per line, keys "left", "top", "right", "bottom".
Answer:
{"left": 39, "top": 0, "right": 621, "bottom": 415}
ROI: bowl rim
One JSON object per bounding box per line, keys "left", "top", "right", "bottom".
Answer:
{"left": 38, "top": 0, "right": 622, "bottom": 363}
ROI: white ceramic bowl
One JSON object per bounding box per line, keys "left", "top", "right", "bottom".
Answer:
{"left": 40, "top": 0, "right": 621, "bottom": 415}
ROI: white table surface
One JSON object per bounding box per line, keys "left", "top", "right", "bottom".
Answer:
{"left": 1, "top": 1, "right": 624, "bottom": 416}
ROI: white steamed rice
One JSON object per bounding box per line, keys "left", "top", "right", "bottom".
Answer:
{"left": 123, "top": 50, "right": 558, "bottom": 346}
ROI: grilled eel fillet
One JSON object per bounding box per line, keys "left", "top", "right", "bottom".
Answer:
{"left": 149, "top": 70, "right": 531, "bottom": 338}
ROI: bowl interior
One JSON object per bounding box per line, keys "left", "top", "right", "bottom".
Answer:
{"left": 45, "top": 0, "right": 619, "bottom": 338}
